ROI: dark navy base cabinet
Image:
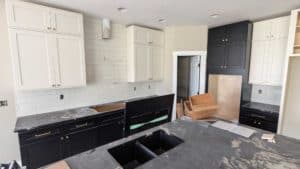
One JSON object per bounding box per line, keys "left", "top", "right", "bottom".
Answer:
{"left": 18, "top": 110, "right": 125, "bottom": 169}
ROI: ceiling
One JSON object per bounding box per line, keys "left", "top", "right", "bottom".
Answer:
{"left": 30, "top": 0, "right": 300, "bottom": 28}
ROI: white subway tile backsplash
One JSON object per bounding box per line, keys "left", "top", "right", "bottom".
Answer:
{"left": 251, "top": 85, "right": 282, "bottom": 106}
{"left": 15, "top": 16, "right": 165, "bottom": 117}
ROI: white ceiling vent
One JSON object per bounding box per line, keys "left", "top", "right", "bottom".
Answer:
{"left": 102, "top": 18, "right": 111, "bottom": 39}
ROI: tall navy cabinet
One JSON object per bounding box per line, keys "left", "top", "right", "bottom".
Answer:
{"left": 206, "top": 21, "right": 253, "bottom": 102}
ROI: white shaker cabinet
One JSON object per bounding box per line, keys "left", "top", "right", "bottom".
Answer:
{"left": 6, "top": 1, "right": 86, "bottom": 90}
{"left": 6, "top": 1, "right": 50, "bottom": 32}
{"left": 249, "top": 16, "right": 290, "bottom": 86}
{"left": 127, "top": 25, "right": 164, "bottom": 82}
{"left": 52, "top": 35, "right": 86, "bottom": 88}
{"left": 6, "top": 1, "right": 84, "bottom": 36}
{"left": 51, "top": 9, "right": 84, "bottom": 36}
{"left": 151, "top": 46, "right": 164, "bottom": 80}
{"left": 9, "top": 30, "right": 55, "bottom": 90}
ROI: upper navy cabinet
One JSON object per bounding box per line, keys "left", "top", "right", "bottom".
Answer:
{"left": 207, "top": 21, "right": 253, "bottom": 102}
{"left": 207, "top": 21, "right": 252, "bottom": 75}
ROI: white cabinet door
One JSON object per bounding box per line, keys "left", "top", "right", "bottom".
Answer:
{"left": 249, "top": 40, "right": 269, "bottom": 84}
{"left": 149, "top": 30, "right": 164, "bottom": 46}
{"left": 54, "top": 35, "right": 86, "bottom": 88}
{"left": 151, "top": 46, "right": 164, "bottom": 80}
{"left": 6, "top": 1, "right": 50, "bottom": 31}
{"left": 271, "top": 16, "right": 290, "bottom": 39}
{"left": 134, "top": 44, "right": 150, "bottom": 82}
{"left": 51, "top": 9, "right": 84, "bottom": 36}
{"left": 134, "top": 27, "right": 149, "bottom": 45}
{"left": 268, "top": 39, "right": 288, "bottom": 85}
{"left": 9, "top": 30, "right": 54, "bottom": 90}
{"left": 252, "top": 21, "right": 271, "bottom": 41}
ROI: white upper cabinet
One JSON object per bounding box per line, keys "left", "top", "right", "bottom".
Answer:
{"left": 252, "top": 21, "right": 272, "bottom": 41}
{"left": 6, "top": 1, "right": 83, "bottom": 36}
{"left": 133, "top": 26, "right": 164, "bottom": 46}
{"left": 134, "top": 43, "right": 150, "bottom": 82}
{"left": 249, "top": 16, "right": 290, "bottom": 86}
{"left": 271, "top": 17, "right": 290, "bottom": 39}
{"left": 127, "top": 25, "right": 164, "bottom": 82}
{"left": 6, "top": 1, "right": 86, "bottom": 90}
{"left": 151, "top": 46, "right": 164, "bottom": 80}
{"left": 6, "top": 1, "right": 50, "bottom": 32}
{"left": 51, "top": 9, "right": 84, "bottom": 36}
{"left": 133, "top": 27, "right": 149, "bottom": 45}
{"left": 149, "top": 30, "right": 164, "bottom": 46}
{"left": 54, "top": 35, "right": 86, "bottom": 88}
{"left": 9, "top": 30, "right": 55, "bottom": 90}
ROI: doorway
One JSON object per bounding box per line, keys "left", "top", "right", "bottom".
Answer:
{"left": 171, "top": 51, "right": 207, "bottom": 121}
{"left": 177, "top": 55, "right": 201, "bottom": 102}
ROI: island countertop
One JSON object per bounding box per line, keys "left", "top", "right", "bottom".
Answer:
{"left": 55, "top": 120, "right": 300, "bottom": 169}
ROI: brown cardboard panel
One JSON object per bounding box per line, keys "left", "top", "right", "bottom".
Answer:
{"left": 45, "top": 161, "right": 70, "bottom": 169}
{"left": 92, "top": 102, "right": 125, "bottom": 112}
{"left": 208, "top": 74, "right": 242, "bottom": 121}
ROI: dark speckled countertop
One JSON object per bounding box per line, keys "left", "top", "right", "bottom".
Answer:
{"left": 46, "top": 120, "right": 300, "bottom": 169}
{"left": 15, "top": 95, "right": 159, "bottom": 133}
{"left": 14, "top": 103, "right": 125, "bottom": 133}
{"left": 242, "top": 102, "right": 280, "bottom": 113}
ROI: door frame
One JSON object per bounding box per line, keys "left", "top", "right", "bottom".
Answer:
{"left": 171, "top": 51, "right": 207, "bottom": 121}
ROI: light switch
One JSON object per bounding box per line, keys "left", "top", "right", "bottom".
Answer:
{"left": 0, "top": 100, "right": 8, "bottom": 107}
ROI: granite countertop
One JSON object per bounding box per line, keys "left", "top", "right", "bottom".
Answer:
{"left": 53, "top": 120, "right": 300, "bottom": 169}
{"left": 15, "top": 102, "right": 125, "bottom": 133}
{"left": 242, "top": 102, "right": 280, "bottom": 113}
{"left": 15, "top": 95, "right": 160, "bottom": 133}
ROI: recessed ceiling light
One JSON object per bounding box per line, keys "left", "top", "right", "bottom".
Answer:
{"left": 158, "top": 18, "right": 166, "bottom": 23}
{"left": 118, "top": 7, "right": 127, "bottom": 13}
{"left": 210, "top": 14, "right": 220, "bottom": 19}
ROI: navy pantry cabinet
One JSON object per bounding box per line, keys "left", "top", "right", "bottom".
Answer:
{"left": 207, "top": 21, "right": 252, "bottom": 74}
{"left": 206, "top": 21, "right": 253, "bottom": 102}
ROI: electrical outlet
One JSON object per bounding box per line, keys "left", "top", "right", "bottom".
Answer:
{"left": 60, "top": 94, "right": 64, "bottom": 100}
{"left": 0, "top": 100, "right": 8, "bottom": 107}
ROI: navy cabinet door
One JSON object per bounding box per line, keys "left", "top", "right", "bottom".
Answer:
{"left": 207, "top": 27, "right": 227, "bottom": 70}
{"left": 64, "top": 126, "right": 99, "bottom": 157}
{"left": 207, "top": 43, "right": 226, "bottom": 69}
{"left": 98, "top": 119, "right": 124, "bottom": 146}
{"left": 21, "top": 136, "right": 63, "bottom": 169}
{"left": 226, "top": 41, "right": 246, "bottom": 70}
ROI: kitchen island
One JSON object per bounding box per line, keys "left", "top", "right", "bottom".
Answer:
{"left": 56, "top": 120, "right": 300, "bottom": 169}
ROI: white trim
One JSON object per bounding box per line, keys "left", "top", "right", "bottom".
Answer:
{"left": 171, "top": 51, "right": 207, "bottom": 121}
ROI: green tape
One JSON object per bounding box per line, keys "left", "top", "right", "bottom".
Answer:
{"left": 130, "top": 115, "right": 168, "bottom": 130}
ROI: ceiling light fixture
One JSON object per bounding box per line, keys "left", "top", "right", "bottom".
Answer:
{"left": 158, "top": 18, "right": 166, "bottom": 23}
{"left": 117, "top": 7, "right": 128, "bottom": 13}
{"left": 210, "top": 14, "right": 220, "bottom": 19}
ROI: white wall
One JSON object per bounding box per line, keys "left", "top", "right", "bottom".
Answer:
{"left": 251, "top": 85, "right": 282, "bottom": 105}
{"left": 157, "top": 26, "right": 208, "bottom": 94}
{"left": 15, "top": 17, "right": 161, "bottom": 117}
{"left": 0, "top": 0, "right": 20, "bottom": 162}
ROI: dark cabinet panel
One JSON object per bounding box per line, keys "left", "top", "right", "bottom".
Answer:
{"left": 98, "top": 119, "right": 124, "bottom": 146}
{"left": 207, "top": 21, "right": 251, "bottom": 74}
{"left": 207, "top": 43, "right": 226, "bottom": 69}
{"left": 227, "top": 22, "right": 249, "bottom": 42}
{"left": 64, "top": 126, "right": 99, "bottom": 157}
{"left": 240, "top": 104, "right": 279, "bottom": 133}
{"left": 208, "top": 27, "right": 227, "bottom": 45}
{"left": 21, "top": 135, "right": 63, "bottom": 169}
{"left": 19, "top": 111, "right": 126, "bottom": 169}
{"left": 206, "top": 21, "right": 252, "bottom": 102}
{"left": 226, "top": 41, "right": 246, "bottom": 70}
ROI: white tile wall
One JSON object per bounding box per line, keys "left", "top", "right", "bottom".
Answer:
{"left": 251, "top": 85, "right": 282, "bottom": 105}
{"left": 15, "top": 16, "right": 164, "bottom": 117}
